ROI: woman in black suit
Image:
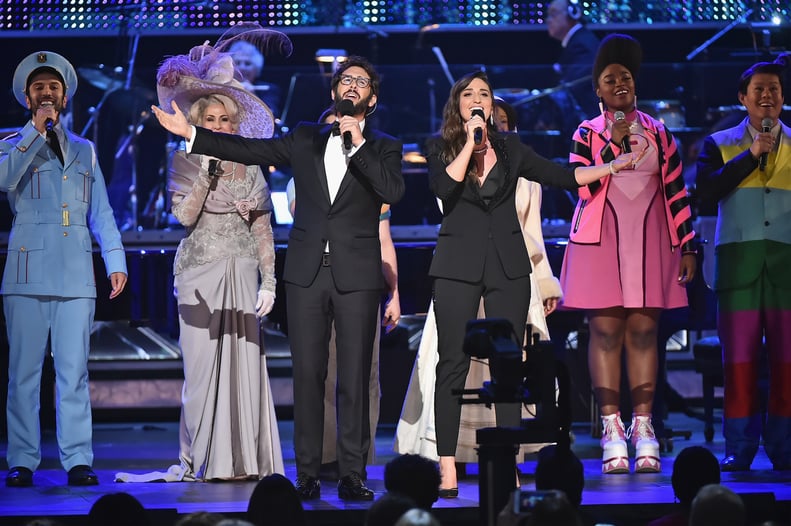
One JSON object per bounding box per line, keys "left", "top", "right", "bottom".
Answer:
{"left": 427, "top": 71, "right": 635, "bottom": 496}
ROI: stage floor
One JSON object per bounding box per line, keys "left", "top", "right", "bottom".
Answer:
{"left": 1, "top": 412, "right": 790, "bottom": 526}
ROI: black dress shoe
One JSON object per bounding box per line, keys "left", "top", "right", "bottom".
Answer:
{"left": 6, "top": 467, "right": 33, "bottom": 487}
{"left": 295, "top": 473, "right": 321, "bottom": 500}
{"left": 337, "top": 472, "right": 374, "bottom": 501}
{"left": 720, "top": 456, "right": 751, "bottom": 472}
{"left": 438, "top": 487, "right": 459, "bottom": 499}
{"left": 67, "top": 465, "right": 99, "bottom": 486}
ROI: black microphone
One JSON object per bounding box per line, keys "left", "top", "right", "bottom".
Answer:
{"left": 208, "top": 159, "right": 219, "bottom": 177}
{"left": 471, "top": 108, "right": 485, "bottom": 145}
{"left": 759, "top": 117, "right": 772, "bottom": 171}
{"left": 337, "top": 99, "right": 355, "bottom": 150}
{"left": 613, "top": 111, "right": 631, "bottom": 153}
{"left": 45, "top": 118, "right": 54, "bottom": 133}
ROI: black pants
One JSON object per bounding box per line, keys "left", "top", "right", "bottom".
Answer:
{"left": 433, "top": 239, "right": 531, "bottom": 456}
{"left": 286, "top": 266, "right": 380, "bottom": 477}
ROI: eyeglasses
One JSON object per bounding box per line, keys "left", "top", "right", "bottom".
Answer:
{"left": 339, "top": 75, "right": 371, "bottom": 89}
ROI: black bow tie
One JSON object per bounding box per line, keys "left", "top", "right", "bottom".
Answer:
{"left": 331, "top": 122, "right": 341, "bottom": 136}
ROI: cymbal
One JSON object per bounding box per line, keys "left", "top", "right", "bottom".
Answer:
{"left": 494, "top": 88, "right": 532, "bottom": 102}
{"left": 78, "top": 64, "right": 128, "bottom": 91}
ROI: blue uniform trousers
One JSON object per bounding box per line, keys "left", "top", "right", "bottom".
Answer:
{"left": 4, "top": 294, "right": 95, "bottom": 471}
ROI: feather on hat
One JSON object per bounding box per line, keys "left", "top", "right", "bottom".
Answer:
{"left": 156, "top": 25, "right": 291, "bottom": 139}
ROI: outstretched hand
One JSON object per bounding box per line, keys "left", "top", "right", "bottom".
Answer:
{"left": 612, "top": 148, "right": 649, "bottom": 173}
{"left": 151, "top": 100, "right": 192, "bottom": 139}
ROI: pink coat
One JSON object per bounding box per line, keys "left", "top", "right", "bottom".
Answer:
{"left": 567, "top": 111, "right": 696, "bottom": 252}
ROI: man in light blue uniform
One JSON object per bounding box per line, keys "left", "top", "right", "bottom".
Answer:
{"left": 0, "top": 51, "right": 128, "bottom": 487}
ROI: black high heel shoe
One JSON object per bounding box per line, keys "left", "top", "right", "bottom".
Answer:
{"left": 438, "top": 487, "right": 459, "bottom": 499}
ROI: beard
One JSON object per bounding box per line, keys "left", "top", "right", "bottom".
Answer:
{"left": 333, "top": 92, "right": 374, "bottom": 116}
{"left": 29, "top": 94, "right": 67, "bottom": 119}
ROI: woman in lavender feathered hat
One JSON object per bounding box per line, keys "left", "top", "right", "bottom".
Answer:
{"left": 117, "top": 25, "right": 292, "bottom": 483}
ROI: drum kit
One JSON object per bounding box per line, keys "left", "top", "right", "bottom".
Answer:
{"left": 77, "top": 60, "right": 164, "bottom": 231}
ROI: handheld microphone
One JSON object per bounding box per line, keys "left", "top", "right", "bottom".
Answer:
{"left": 208, "top": 159, "right": 219, "bottom": 177}
{"left": 471, "top": 108, "right": 485, "bottom": 145}
{"left": 45, "top": 118, "right": 54, "bottom": 133}
{"left": 759, "top": 117, "right": 772, "bottom": 171}
{"left": 337, "top": 100, "right": 355, "bottom": 150}
{"left": 613, "top": 111, "right": 631, "bottom": 153}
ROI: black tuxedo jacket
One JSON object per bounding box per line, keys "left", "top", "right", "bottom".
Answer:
{"left": 192, "top": 123, "right": 404, "bottom": 292}
{"left": 557, "top": 26, "right": 601, "bottom": 119}
{"left": 426, "top": 132, "right": 578, "bottom": 283}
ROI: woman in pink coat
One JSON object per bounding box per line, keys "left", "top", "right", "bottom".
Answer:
{"left": 560, "top": 34, "right": 697, "bottom": 474}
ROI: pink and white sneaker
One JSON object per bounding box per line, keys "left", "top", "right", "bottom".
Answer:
{"left": 600, "top": 413, "right": 629, "bottom": 474}
{"left": 629, "top": 414, "right": 661, "bottom": 473}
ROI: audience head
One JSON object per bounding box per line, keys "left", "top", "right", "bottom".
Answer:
{"left": 366, "top": 492, "right": 419, "bottom": 526}
{"left": 384, "top": 454, "right": 441, "bottom": 510}
{"left": 524, "top": 490, "right": 581, "bottom": 526}
{"left": 246, "top": 473, "right": 307, "bottom": 526}
{"left": 175, "top": 512, "right": 227, "bottom": 526}
{"left": 88, "top": 491, "right": 150, "bottom": 526}
{"left": 534, "top": 445, "right": 585, "bottom": 508}
{"left": 393, "top": 508, "right": 441, "bottom": 526}
{"left": 25, "top": 520, "right": 64, "bottom": 526}
{"left": 689, "top": 484, "right": 745, "bottom": 526}
{"left": 671, "top": 446, "right": 720, "bottom": 508}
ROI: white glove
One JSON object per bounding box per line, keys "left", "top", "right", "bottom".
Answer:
{"left": 255, "top": 290, "right": 275, "bottom": 318}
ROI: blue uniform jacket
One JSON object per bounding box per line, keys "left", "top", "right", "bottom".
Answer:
{"left": 0, "top": 121, "right": 126, "bottom": 298}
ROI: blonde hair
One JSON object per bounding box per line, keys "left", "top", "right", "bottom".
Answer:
{"left": 188, "top": 94, "right": 241, "bottom": 132}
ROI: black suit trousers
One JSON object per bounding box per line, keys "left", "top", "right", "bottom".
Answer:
{"left": 286, "top": 266, "right": 380, "bottom": 477}
{"left": 433, "top": 239, "right": 531, "bottom": 456}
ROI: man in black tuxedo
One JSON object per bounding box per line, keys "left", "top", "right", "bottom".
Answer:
{"left": 151, "top": 56, "right": 404, "bottom": 500}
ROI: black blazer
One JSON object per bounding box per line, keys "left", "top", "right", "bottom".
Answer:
{"left": 557, "top": 26, "right": 600, "bottom": 119}
{"left": 191, "top": 123, "right": 404, "bottom": 292}
{"left": 426, "top": 132, "right": 577, "bottom": 283}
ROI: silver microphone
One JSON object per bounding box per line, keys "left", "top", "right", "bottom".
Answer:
{"left": 613, "top": 111, "right": 630, "bottom": 153}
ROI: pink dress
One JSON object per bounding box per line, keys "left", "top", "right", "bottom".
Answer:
{"left": 560, "top": 123, "right": 687, "bottom": 310}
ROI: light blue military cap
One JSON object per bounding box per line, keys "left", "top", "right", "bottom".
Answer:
{"left": 12, "top": 51, "right": 78, "bottom": 107}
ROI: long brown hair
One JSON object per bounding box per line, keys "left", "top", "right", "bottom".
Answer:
{"left": 439, "top": 70, "right": 497, "bottom": 179}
